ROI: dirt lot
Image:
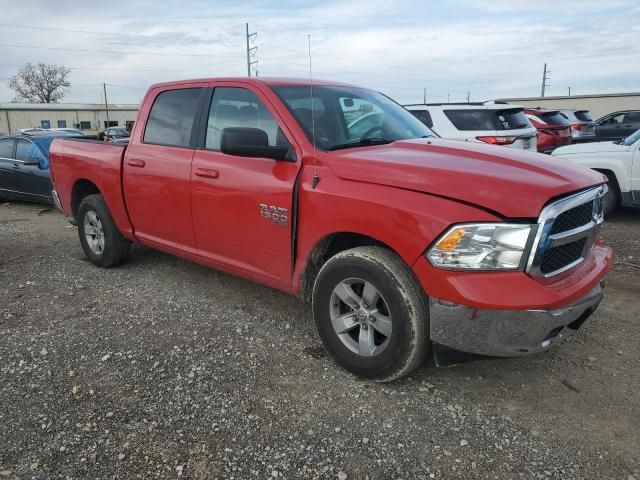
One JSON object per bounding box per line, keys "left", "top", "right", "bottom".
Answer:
{"left": 0, "top": 202, "right": 638, "bottom": 480}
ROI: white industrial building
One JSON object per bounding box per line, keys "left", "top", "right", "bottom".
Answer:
{"left": 498, "top": 92, "right": 640, "bottom": 119}
{"left": 0, "top": 103, "right": 139, "bottom": 135}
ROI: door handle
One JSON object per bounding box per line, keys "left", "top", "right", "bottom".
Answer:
{"left": 127, "top": 159, "right": 146, "bottom": 168}
{"left": 194, "top": 168, "right": 219, "bottom": 179}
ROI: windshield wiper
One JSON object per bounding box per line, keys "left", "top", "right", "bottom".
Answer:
{"left": 329, "top": 137, "right": 394, "bottom": 151}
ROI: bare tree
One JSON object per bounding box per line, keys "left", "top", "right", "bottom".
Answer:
{"left": 8, "top": 63, "right": 71, "bottom": 103}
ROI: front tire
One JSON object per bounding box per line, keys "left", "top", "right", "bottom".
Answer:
{"left": 77, "top": 194, "right": 130, "bottom": 267}
{"left": 312, "top": 246, "right": 429, "bottom": 382}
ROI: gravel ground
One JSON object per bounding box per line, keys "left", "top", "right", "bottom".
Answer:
{"left": 0, "top": 202, "right": 638, "bottom": 480}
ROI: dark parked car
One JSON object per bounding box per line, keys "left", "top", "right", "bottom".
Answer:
{"left": 595, "top": 110, "right": 640, "bottom": 141}
{"left": 0, "top": 133, "right": 73, "bottom": 204}
{"left": 98, "top": 127, "right": 130, "bottom": 142}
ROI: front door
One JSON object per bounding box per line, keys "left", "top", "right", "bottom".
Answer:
{"left": 14, "top": 138, "right": 52, "bottom": 200}
{"left": 123, "top": 85, "right": 206, "bottom": 252}
{"left": 597, "top": 113, "right": 626, "bottom": 140}
{"left": 191, "top": 85, "right": 300, "bottom": 283}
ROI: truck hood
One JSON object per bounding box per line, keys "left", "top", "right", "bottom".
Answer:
{"left": 327, "top": 138, "right": 605, "bottom": 218}
{"left": 552, "top": 141, "right": 628, "bottom": 156}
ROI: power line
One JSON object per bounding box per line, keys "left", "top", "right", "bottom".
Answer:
{"left": 0, "top": 43, "right": 241, "bottom": 59}
{"left": 105, "top": 83, "right": 148, "bottom": 90}
{"left": 0, "top": 23, "right": 156, "bottom": 38}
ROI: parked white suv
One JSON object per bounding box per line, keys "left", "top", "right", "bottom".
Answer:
{"left": 552, "top": 128, "right": 640, "bottom": 214}
{"left": 405, "top": 101, "right": 538, "bottom": 151}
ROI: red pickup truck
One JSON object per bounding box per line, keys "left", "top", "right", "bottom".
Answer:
{"left": 49, "top": 78, "right": 613, "bottom": 381}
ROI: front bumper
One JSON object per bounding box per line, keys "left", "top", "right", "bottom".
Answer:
{"left": 429, "top": 282, "right": 603, "bottom": 357}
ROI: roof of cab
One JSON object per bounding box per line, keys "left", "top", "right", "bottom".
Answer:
{"left": 147, "top": 77, "right": 359, "bottom": 90}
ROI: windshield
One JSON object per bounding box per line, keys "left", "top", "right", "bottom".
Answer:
{"left": 272, "top": 85, "right": 435, "bottom": 150}
{"left": 622, "top": 128, "right": 640, "bottom": 146}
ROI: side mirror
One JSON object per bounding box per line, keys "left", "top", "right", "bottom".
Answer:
{"left": 221, "top": 127, "right": 292, "bottom": 161}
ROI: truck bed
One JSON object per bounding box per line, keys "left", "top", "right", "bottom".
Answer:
{"left": 49, "top": 137, "right": 135, "bottom": 239}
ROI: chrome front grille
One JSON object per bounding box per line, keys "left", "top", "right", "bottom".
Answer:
{"left": 549, "top": 202, "right": 594, "bottom": 235}
{"left": 527, "top": 185, "right": 607, "bottom": 278}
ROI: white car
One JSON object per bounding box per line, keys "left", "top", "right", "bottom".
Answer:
{"left": 552, "top": 128, "right": 640, "bottom": 214}
{"left": 405, "top": 101, "right": 538, "bottom": 151}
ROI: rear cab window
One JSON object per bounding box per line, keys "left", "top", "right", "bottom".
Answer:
{"left": 143, "top": 88, "right": 204, "bottom": 147}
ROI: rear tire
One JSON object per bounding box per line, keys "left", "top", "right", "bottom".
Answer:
{"left": 602, "top": 172, "right": 620, "bottom": 216}
{"left": 77, "top": 194, "right": 130, "bottom": 267}
{"left": 312, "top": 246, "right": 429, "bottom": 382}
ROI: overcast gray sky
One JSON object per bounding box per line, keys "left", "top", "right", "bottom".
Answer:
{"left": 1, "top": 0, "right": 638, "bottom": 105}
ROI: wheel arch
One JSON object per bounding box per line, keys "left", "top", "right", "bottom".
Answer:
{"left": 71, "top": 179, "right": 101, "bottom": 222}
{"left": 299, "top": 231, "right": 401, "bottom": 303}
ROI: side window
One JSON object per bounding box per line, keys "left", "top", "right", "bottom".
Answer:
{"left": 0, "top": 138, "right": 15, "bottom": 159}
{"left": 624, "top": 112, "right": 640, "bottom": 123}
{"left": 410, "top": 110, "right": 433, "bottom": 128}
{"left": 144, "top": 88, "right": 203, "bottom": 147}
{"left": 610, "top": 113, "right": 625, "bottom": 123}
{"left": 206, "top": 87, "right": 285, "bottom": 151}
{"left": 444, "top": 110, "right": 494, "bottom": 131}
{"left": 15, "top": 139, "right": 32, "bottom": 161}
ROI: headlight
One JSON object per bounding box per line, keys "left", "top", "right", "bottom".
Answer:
{"left": 427, "top": 223, "right": 534, "bottom": 270}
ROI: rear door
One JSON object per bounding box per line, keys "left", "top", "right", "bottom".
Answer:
{"left": 14, "top": 138, "right": 52, "bottom": 200}
{"left": 123, "top": 84, "right": 207, "bottom": 253}
{"left": 190, "top": 83, "right": 300, "bottom": 283}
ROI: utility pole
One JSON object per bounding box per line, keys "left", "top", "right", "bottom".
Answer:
{"left": 102, "top": 83, "right": 110, "bottom": 128}
{"left": 245, "top": 23, "right": 258, "bottom": 77}
{"left": 568, "top": 86, "right": 571, "bottom": 96}
{"left": 423, "top": 87, "right": 426, "bottom": 104}
{"left": 466, "top": 91, "right": 470, "bottom": 103}
{"left": 447, "top": 93, "right": 450, "bottom": 103}
{"left": 540, "top": 63, "right": 551, "bottom": 97}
